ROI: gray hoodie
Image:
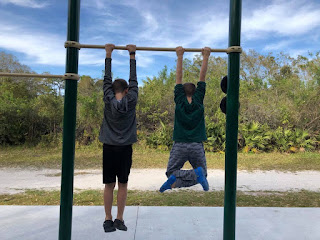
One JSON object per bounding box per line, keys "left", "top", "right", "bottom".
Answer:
{"left": 99, "top": 58, "right": 138, "bottom": 145}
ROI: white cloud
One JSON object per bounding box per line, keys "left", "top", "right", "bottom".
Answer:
{"left": 118, "top": 2, "right": 230, "bottom": 52}
{"left": 141, "top": 12, "right": 159, "bottom": 32}
{"left": 288, "top": 49, "right": 310, "bottom": 58}
{"left": 0, "top": 24, "right": 64, "bottom": 66}
{"left": 135, "top": 52, "right": 154, "bottom": 68}
{"left": 80, "top": 0, "right": 228, "bottom": 67}
{"left": 87, "top": 0, "right": 105, "bottom": 10}
{"left": 0, "top": 19, "right": 161, "bottom": 70}
{"left": 0, "top": 22, "right": 111, "bottom": 68}
{"left": 4, "top": 0, "right": 317, "bottom": 72}
{"left": 187, "top": 14, "right": 229, "bottom": 47}
{"left": 263, "top": 40, "right": 292, "bottom": 51}
{"left": 243, "top": 0, "right": 320, "bottom": 39}
{"left": 0, "top": 0, "right": 49, "bottom": 8}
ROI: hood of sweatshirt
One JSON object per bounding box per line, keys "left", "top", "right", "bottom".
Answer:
{"left": 110, "top": 97, "right": 128, "bottom": 115}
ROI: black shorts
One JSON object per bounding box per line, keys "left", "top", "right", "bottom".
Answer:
{"left": 103, "top": 144, "right": 133, "bottom": 184}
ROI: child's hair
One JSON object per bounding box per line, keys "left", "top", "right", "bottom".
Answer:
{"left": 112, "top": 79, "right": 128, "bottom": 93}
{"left": 183, "top": 83, "right": 196, "bottom": 97}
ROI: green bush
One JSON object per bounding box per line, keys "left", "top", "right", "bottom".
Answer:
{"left": 204, "top": 115, "right": 226, "bottom": 152}
{"left": 146, "top": 120, "right": 173, "bottom": 150}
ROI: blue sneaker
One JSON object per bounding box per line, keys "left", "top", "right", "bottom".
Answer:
{"left": 159, "top": 175, "right": 176, "bottom": 193}
{"left": 195, "top": 167, "right": 209, "bottom": 191}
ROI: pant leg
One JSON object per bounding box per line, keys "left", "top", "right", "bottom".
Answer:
{"left": 166, "top": 142, "right": 202, "bottom": 188}
{"left": 175, "top": 142, "right": 207, "bottom": 188}
{"left": 188, "top": 142, "right": 207, "bottom": 176}
{"left": 166, "top": 142, "right": 188, "bottom": 177}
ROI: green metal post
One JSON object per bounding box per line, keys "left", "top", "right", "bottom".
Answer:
{"left": 59, "top": 0, "right": 80, "bottom": 239}
{"left": 223, "top": 0, "right": 242, "bottom": 240}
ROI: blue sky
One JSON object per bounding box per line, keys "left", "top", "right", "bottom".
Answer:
{"left": 0, "top": 0, "right": 320, "bottom": 83}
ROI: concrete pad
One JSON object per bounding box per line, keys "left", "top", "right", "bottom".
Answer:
{"left": 0, "top": 206, "right": 59, "bottom": 240}
{"left": 0, "top": 206, "right": 319, "bottom": 240}
{"left": 135, "top": 206, "right": 223, "bottom": 240}
{"left": 0, "top": 206, "right": 138, "bottom": 240}
{"left": 236, "top": 207, "right": 320, "bottom": 240}
{"left": 72, "top": 206, "right": 138, "bottom": 240}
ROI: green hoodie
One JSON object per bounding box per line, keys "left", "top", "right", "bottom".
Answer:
{"left": 173, "top": 81, "right": 207, "bottom": 142}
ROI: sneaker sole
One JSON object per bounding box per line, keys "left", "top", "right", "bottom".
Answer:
{"left": 200, "top": 180, "right": 209, "bottom": 191}
{"left": 104, "top": 228, "right": 116, "bottom": 232}
{"left": 114, "top": 224, "right": 127, "bottom": 231}
{"left": 115, "top": 227, "right": 127, "bottom": 231}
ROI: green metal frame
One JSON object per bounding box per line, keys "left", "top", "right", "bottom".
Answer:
{"left": 58, "top": 0, "right": 242, "bottom": 239}
{"left": 59, "top": 0, "right": 80, "bottom": 239}
{"left": 223, "top": 0, "right": 242, "bottom": 240}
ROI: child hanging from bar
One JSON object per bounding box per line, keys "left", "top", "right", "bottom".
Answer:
{"left": 160, "top": 46, "right": 211, "bottom": 192}
{"left": 99, "top": 43, "right": 138, "bottom": 232}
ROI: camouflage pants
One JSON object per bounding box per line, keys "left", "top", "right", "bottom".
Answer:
{"left": 166, "top": 142, "right": 207, "bottom": 188}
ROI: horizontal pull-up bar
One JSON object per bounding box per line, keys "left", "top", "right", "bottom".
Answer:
{"left": 64, "top": 41, "right": 242, "bottom": 53}
{"left": 0, "top": 72, "right": 80, "bottom": 80}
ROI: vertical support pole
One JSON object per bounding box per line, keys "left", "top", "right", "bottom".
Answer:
{"left": 59, "top": 0, "right": 80, "bottom": 239}
{"left": 223, "top": 0, "right": 242, "bottom": 240}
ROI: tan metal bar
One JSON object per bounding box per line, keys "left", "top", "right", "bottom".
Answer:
{"left": 0, "top": 72, "right": 80, "bottom": 80}
{"left": 0, "top": 72, "right": 64, "bottom": 78}
{"left": 79, "top": 44, "right": 230, "bottom": 53}
{"left": 65, "top": 41, "right": 243, "bottom": 53}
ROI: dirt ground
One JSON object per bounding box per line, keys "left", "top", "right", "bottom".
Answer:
{"left": 1, "top": 168, "right": 320, "bottom": 194}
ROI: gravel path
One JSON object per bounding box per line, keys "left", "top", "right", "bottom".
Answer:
{"left": 1, "top": 168, "right": 320, "bottom": 194}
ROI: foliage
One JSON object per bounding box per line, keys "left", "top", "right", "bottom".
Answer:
{"left": 1, "top": 50, "right": 320, "bottom": 153}
{"left": 240, "top": 122, "right": 272, "bottom": 152}
{"left": 76, "top": 75, "right": 103, "bottom": 145}
{"left": 239, "top": 123, "right": 316, "bottom": 153}
{"left": 204, "top": 114, "right": 226, "bottom": 152}
{"left": 0, "top": 52, "right": 63, "bottom": 145}
{"left": 146, "top": 120, "right": 173, "bottom": 150}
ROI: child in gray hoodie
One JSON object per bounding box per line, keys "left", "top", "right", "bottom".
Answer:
{"left": 99, "top": 44, "right": 138, "bottom": 232}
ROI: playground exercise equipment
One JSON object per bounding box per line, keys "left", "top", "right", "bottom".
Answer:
{"left": 1, "top": 0, "right": 242, "bottom": 239}
{"left": 64, "top": 40, "right": 242, "bottom": 53}
{"left": 219, "top": 75, "right": 240, "bottom": 114}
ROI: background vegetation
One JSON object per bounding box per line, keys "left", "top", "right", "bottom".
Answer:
{"left": 1, "top": 50, "right": 320, "bottom": 153}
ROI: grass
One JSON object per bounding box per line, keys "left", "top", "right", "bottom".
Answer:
{"left": 1, "top": 190, "right": 319, "bottom": 207}
{"left": 1, "top": 145, "right": 320, "bottom": 171}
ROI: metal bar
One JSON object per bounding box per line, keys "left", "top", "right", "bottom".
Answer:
{"left": 80, "top": 44, "right": 229, "bottom": 52}
{"left": 0, "top": 72, "right": 63, "bottom": 78}
{"left": 58, "top": 0, "right": 80, "bottom": 239}
{"left": 223, "top": 0, "right": 242, "bottom": 240}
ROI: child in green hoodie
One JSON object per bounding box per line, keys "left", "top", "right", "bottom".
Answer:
{"left": 160, "top": 46, "right": 211, "bottom": 192}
